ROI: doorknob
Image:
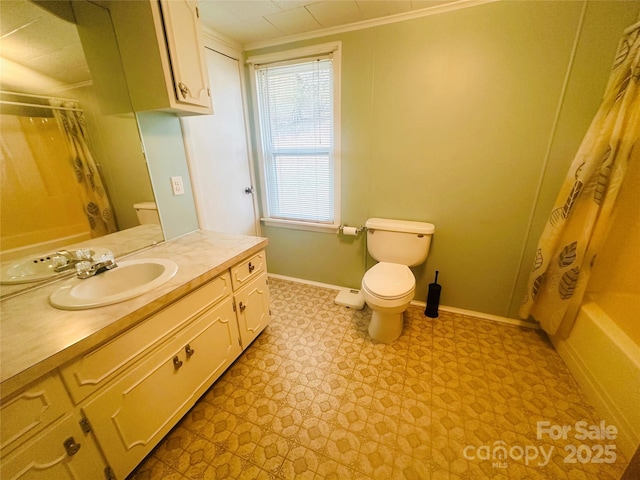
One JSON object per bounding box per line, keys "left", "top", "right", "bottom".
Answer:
{"left": 244, "top": 186, "right": 254, "bottom": 194}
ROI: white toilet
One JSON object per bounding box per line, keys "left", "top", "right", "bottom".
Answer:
{"left": 361, "top": 218, "right": 435, "bottom": 343}
{"left": 133, "top": 202, "right": 160, "bottom": 225}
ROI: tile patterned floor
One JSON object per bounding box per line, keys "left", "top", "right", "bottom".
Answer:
{"left": 129, "top": 278, "right": 629, "bottom": 479}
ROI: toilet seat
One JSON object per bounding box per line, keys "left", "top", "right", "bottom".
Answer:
{"left": 362, "top": 262, "right": 415, "bottom": 300}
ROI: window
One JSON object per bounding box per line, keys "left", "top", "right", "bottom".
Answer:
{"left": 248, "top": 43, "right": 341, "bottom": 231}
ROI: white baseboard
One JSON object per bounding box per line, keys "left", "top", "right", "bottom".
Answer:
{"left": 268, "top": 273, "right": 538, "bottom": 330}
{"left": 411, "top": 301, "right": 538, "bottom": 329}
{"left": 268, "top": 273, "right": 345, "bottom": 292}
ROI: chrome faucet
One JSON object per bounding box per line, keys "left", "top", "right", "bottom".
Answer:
{"left": 75, "top": 256, "right": 118, "bottom": 279}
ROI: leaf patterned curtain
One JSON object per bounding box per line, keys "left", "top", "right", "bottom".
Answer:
{"left": 519, "top": 23, "right": 640, "bottom": 338}
{"left": 50, "top": 99, "right": 117, "bottom": 237}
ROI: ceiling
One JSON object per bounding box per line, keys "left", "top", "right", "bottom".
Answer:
{"left": 198, "top": 0, "right": 459, "bottom": 47}
{"left": 0, "top": 0, "right": 89, "bottom": 92}
{"left": 0, "top": 0, "right": 461, "bottom": 94}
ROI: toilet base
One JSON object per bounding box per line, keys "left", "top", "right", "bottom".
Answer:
{"left": 368, "top": 310, "right": 404, "bottom": 343}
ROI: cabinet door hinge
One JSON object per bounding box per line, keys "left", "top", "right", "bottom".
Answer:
{"left": 207, "top": 87, "right": 211, "bottom": 97}
{"left": 196, "top": 5, "right": 199, "bottom": 18}
{"left": 232, "top": 300, "right": 236, "bottom": 312}
{"left": 79, "top": 417, "right": 92, "bottom": 433}
{"left": 104, "top": 466, "right": 116, "bottom": 480}
{"left": 269, "top": 309, "right": 272, "bottom": 316}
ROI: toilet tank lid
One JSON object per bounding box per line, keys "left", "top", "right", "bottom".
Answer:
{"left": 366, "top": 218, "right": 435, "bottom": 235}
{"left": 134, "top": 201, "right": 157, "bottom": 211}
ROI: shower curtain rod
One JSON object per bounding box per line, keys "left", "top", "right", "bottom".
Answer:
{"left": 0, "top": 90, "right": 78, "bottom": 104}
{"left": 0, "top": 99, "right": 82, "bottom": 113}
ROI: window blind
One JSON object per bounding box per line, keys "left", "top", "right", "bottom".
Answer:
{"left": 256, "top": 57, "right": 334, "bottom": 223}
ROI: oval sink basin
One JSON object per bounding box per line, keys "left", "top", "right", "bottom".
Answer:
{"left": 1, "top": 248, "right": 113, "bottom": 285}
{"left": 49, "top": 258, "right": 178, "bottom": 310}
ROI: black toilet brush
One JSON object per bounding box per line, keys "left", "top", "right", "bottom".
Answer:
{"left": 425, "top": 270, "right": 441, "bottom": 318}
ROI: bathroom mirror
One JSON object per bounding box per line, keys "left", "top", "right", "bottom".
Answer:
{"left": 0, "top": 0, "right": 163, "bottom": 297}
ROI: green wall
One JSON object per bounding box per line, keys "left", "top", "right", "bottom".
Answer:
{"left": 246, "top": 1, "right": 639, "bottom": 318}
{"left": 137, "top": 112, "right": 199, "bottom": 240}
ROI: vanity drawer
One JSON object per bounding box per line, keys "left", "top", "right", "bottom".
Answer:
{"left": 0, "top": 373, "right": 72, "bottom": 454}
{"left": 60, "top": 272, "right": 232, "bottom": 404}
{"left": 231, "top": 250, "right": 266, "bottom": 290}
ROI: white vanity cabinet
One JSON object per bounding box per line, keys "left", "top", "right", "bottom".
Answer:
{"left": 0, "top": 234, "right": 270, "bottom": 480}
{"left": 0, "top": 373, "right": 107, "bottom": 480}
{"left": 55, "top": 249, "right": 269, "bottom": 479}
{"left": 109, "top": 0, "right": 212, "bottom": 115}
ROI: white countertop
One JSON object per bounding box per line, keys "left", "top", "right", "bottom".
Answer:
{"left": 0, "top": 230, "right": 268, "bottom": 398}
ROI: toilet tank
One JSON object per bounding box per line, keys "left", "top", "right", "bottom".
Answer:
{"left": 133, "top": 202, "right": 160, "bottom": 225}
{"left": 366, "top": 218, "right": 435, "bottom": 267}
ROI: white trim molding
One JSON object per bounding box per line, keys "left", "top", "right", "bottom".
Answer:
{"left": 261, "top": 218, "right": 340, "bottom": 234}
{"left": 246, "top": 41, "right": 341, "bottom": 66}
{"left": 243, "top": 0, "right": 499, "bottom": 51}
{"left": 410, "top": 301, "right": 539, "bottom": 329}
{"left": 268, "top": 273, "right": 539, "bottom": 330}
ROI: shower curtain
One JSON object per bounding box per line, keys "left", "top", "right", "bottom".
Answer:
{"left": 50, "top": 99, "right": 117, "bottom": 237}
{"left": 519, "top": 22, "right": 640, "bottom": 338}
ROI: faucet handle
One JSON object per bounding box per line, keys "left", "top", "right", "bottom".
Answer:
{"left": 98, "top": 251, "right": 114, "bottom": 263}
{"left": 52, "top": 255, "right": 69, "bottom": 268}
{"left": 76, "top": 248, "right": 92, "bottom": 260}
{"left": 75, "top": 261, "right": 93, "bottom": 279}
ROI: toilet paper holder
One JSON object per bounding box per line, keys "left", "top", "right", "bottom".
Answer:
{"left": 339, "top": 224, "right": 366, "bottom": 235}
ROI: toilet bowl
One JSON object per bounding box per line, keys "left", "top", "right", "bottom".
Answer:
{"left": 361, "top": 218, "right": 435, "bottom": 343}
{"left": 362, "top": 262, "right": 416, "bottom": 343}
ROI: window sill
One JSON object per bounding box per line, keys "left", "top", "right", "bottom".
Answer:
{"left": 261, "top": 218, "right": 340, "bottom": 234}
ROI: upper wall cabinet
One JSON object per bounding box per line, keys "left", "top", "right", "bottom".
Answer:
{"left": 108, "top": 0, "right": 213, "bottom": 115}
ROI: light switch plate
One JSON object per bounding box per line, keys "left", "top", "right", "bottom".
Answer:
{"left": 170, "top": 176, "right": 184, "bottom": 196}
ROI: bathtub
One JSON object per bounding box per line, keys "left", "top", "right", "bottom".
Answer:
{"left": 551, "top": 292, "right": 640, "bottom": 460}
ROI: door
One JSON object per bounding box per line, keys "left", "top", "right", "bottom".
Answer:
{"left": 181, "top": 48, "right": 258, "bottom": 235}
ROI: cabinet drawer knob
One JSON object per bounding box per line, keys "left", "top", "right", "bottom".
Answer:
{"left": 63, "top": 437, "right": 81, "bottom": 456}
{"left": 239, "top": 301, "right": 246, "bottom": 312}
{"left": 248, "top": 262, "right": 255, "bottom": 273}
{"left": 173, "top": 356, "right": 183, "bottom": 370}
{"left": 185, "top": 344, "right": 195, "bottom": 358}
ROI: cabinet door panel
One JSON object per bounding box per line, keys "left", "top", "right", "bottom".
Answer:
{"left": 82, "top": 298, "right": 240, "bottom": 479}
{"left": 1, "top": 374, "right": 72, "bottom": 453}
{"left": 235, "top": 273, "right": 271, "bottom": 348}
{"left": 1, "top": 414, "right": 106, "bottom": 480}
{"left": 160, "top": 0, "right": 210, "bottom": 108}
